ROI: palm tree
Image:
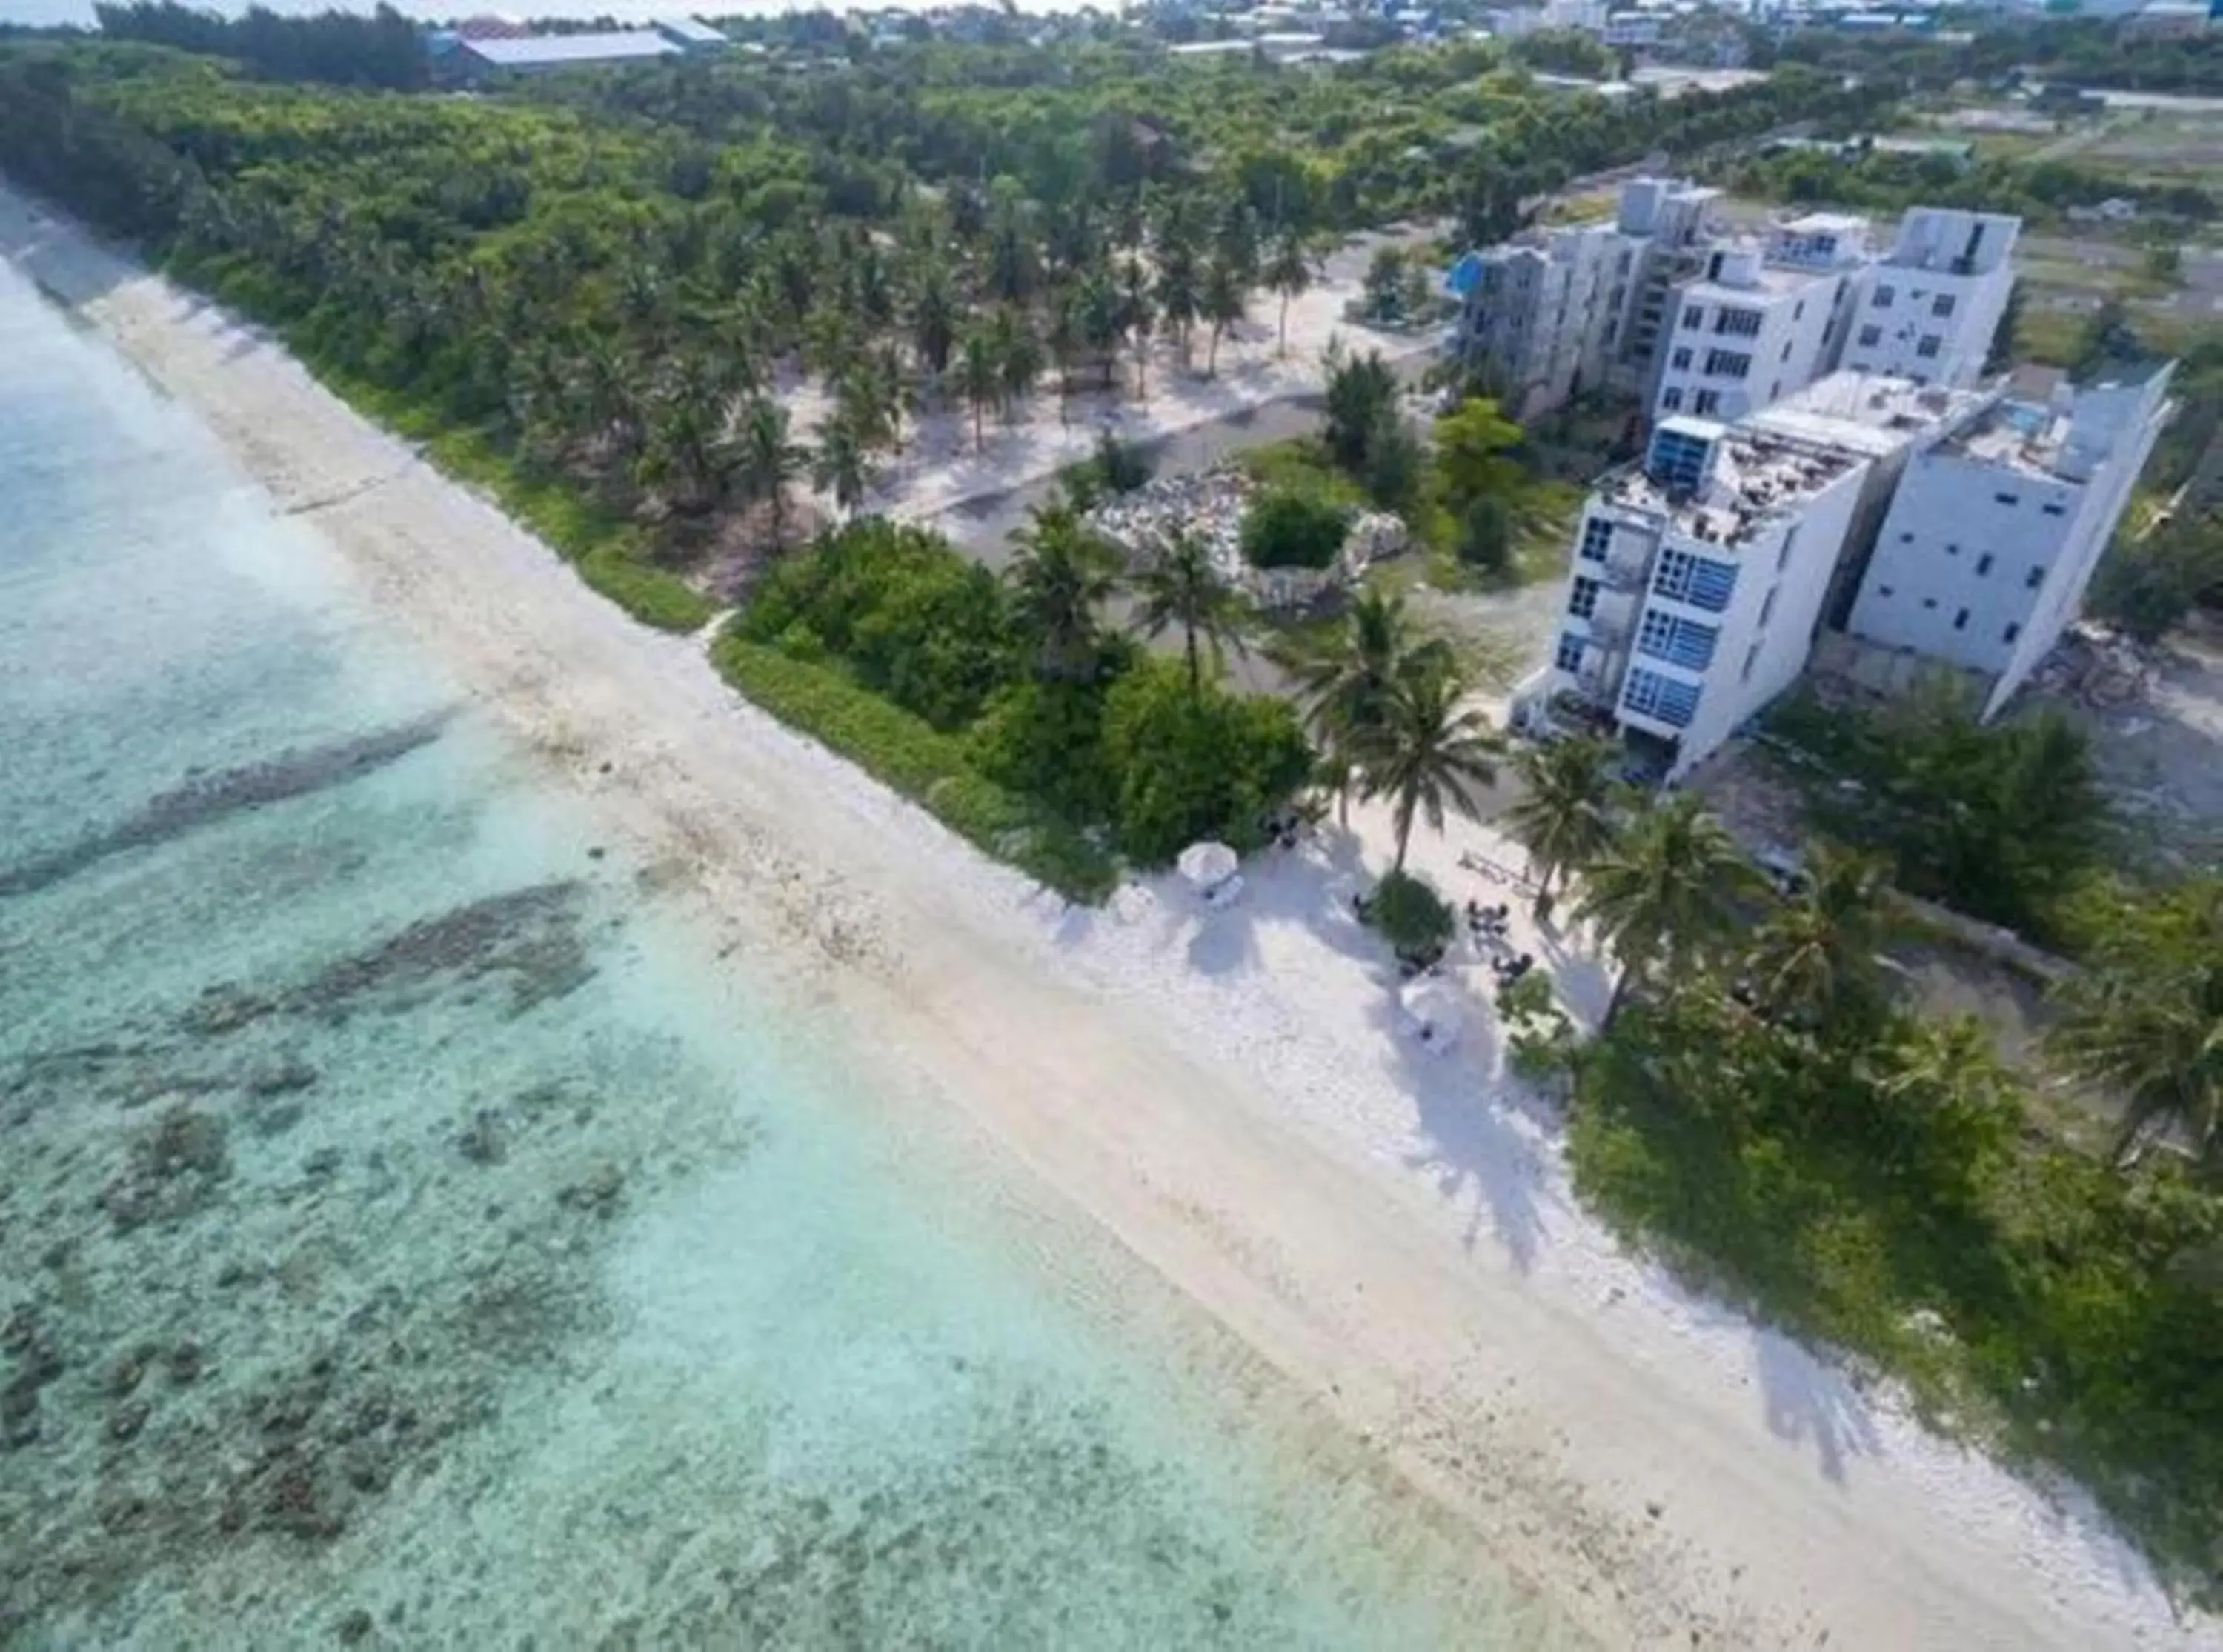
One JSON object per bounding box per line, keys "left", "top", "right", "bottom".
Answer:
{"left": 957, "top": 330, "right": 1000, "bottom": 453}
{"left": 1501, "top": 736, "right": 1618, "bottom": 918}
{"left": 736, "top": 396, "right": 805, "bottom": 546}
{"left": 1266, "top": 229, "right": 1313, "bottom": 359}
{"left": 1154, "top": 249, "right": 1200, "bottom": 370}
{"left": 1201, "top": 253, "right": 1247, "bottom": 377}
{"left": 1294, "top": 590, "right": 1453, "bottom": 825}
{"left": 1575, "top": 793, "right": 1752, "bottom": 1026}
{"left": 1078, "top": 271, "right": 1126, "bottom": 392}
{"left": 909, "top": 262, "right": 957, "bottom": 378}
{"left": 1007, "top": 505, "right": 1120, "bottom": 682}
{"left": 1358, "top": 658, "right": 1504, "bottom": 876}
{"left": 1133, "top": 530, "right": 1251, "bottom": 699}
{"left": 1046, "top": 287, "right": 1083, "bottom": 424}
{"left": 811, "top": 414, "right": 869, "bottom": 519}
{"left": 993, "top": 307, "right": 1043, "bottom": 417}
{"left": 1120, "top": 256, "right": 1155, "bottom": 400}
{"left": 2050, "top": 876, "right": 2223, "bottom": 1166}
{"left": 1744, "top": 841, "right": 1891, "bottom": 1031}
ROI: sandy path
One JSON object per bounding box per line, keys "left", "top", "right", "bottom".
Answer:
{"left": 4, "top": 185, "right": 2214, "bottom": 1652}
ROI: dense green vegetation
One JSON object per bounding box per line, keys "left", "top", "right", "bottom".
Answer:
{"left": 729, "top": 516, "right": 1311, "bottom": 882}
{"left": 1484, "top": 747, "right": 2223, "bottom": 1600}
{"left": 1764, "top": 684, "right": 2111, "bottom": 945}
{"left": 92, "top": 2, "right": 426, "bottom": 90}
{"left": 1715, "top": 143, "right": 2218, "bottom": 228}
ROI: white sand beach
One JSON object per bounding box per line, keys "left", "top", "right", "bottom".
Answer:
{"left": 4, "top": 182, "right": 2216, "bottom": 1651}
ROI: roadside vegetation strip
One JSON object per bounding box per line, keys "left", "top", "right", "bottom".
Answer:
{"left": 709, "top": 634, "right": 1119, "bottom": 905}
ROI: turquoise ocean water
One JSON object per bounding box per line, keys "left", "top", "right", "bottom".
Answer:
{"left": 0, "top": 264, "right": 1569, "bottom": 1647}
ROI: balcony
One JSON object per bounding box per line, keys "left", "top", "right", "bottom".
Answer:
{"left": 1600, "top": 554, "right": 1651, "bottom": 593}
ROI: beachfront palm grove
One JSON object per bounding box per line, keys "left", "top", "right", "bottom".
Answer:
{"left": 4, "top": 6, "right": 2222, "bottom": 1615}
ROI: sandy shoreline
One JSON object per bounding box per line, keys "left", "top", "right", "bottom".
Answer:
{"left": 4, "top": 183, "right": 2216, "bottom": 1651}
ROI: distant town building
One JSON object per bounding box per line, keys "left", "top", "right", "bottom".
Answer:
{"left": 450, "top": 30, "right": 680, "bottom": 79}
{"left": 1844, "top": 361, "right": 2175, "bottom": 716}
{"left": 1835, "top": 207, "right": 2021, "bottom": 390}
{"left": 1512, "top": 365, "right": 2169, "bottom": 777}
{"left": 652, "top": 17, "right": 731, "bottom": 52}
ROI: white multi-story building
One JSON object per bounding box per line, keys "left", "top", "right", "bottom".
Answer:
{"left": 1836, "top": 207, "right": 2021, "bottom": 388}
{"left": 1647, "top": 216, "right": 1871, "bottom": 427}
{"left": 1446, "top": 176, "right": 1720, "bottom": 421}
{"left": 1844, "top": 360, "right": 2174, "bottom": 715}
{"left": 1521, "top": 373, "right": 1996, "bottom": 777}
{"left": 1446, "top": 222, "right": 1645, "bottom": 420}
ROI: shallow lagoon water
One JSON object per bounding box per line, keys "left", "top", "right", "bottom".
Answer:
{"left": 0, "top": 264, "right": 1571, "bottom": 1648}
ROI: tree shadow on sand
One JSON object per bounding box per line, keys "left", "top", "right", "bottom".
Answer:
{"left": 1368, "top": 979, "right": 1558, "bottom": 1276}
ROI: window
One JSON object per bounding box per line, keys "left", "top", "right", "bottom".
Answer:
{"left": 1792, "top": 299, "right": 1806, "bottom": 321}
{"left": 1780, "top": 340, "right": 1793, "bottom": 362}
{"left": 1681, "top": 304, "right": 1704, "bottom": 330}
{"left": 1898, "top": 530, "right": 1915, "bottom": 543}
{"left": 1993, "top": 493, "right": 2018, "bottom": 507}
{"left": 1931, "top": 293, "right": 1956, "bottom": 318}
{"left": 1945, "top": 542, "right": 1959, "bottom": 556}
{"left": 1671, "top": 346, "right": 1694, "bottom": 370}
{"left": 1858, "top": 324, "right": 1882, "bottom": 348}
{"left": 1714, "top": 307, "right": 1762, "bottom": 338}
{"left": 1623, "top": 667, "right": 1702, "bottom": 729}
{"left": 1915, "top": 334, "right": 1942, "bottom": 360}
{"left": 1873, "top": 284, "right": 1895, "bottom": 309}
{"left": 1555, "top": 631, "right": 1588, "bottom": 673}
{"left": 1636, "top": 609, "right": 1720, "bottom": 671}
{"left": 1740, "top": 642, "right": 1762, "bottom": 683}
{"left": 1976, "top": 553, "right": 1994, "bottom": 576}
{"left": 2003, "top": 622, "right": 2021, "bottom": 644}
{"left": 1704, "top": 350, "right": 1752, "bottom": 379}
{"left": 2040, "top": 502, "right": 2066, "bottom": 517}
{"left": 1652, "top": 548, "right": 1738, "bottom": 613}
{"left": 1579, "top": 517, "right": 1614, "bottom": 563}
{"left": 1923, "top": 597, "right": 1938, "bottom": 610}
{"left": 1953, "top": 607, "right": 1970, "bottom": 632}
{"left": 1694, "top": 389, "right": 1722, "bottom": 416}
{"left": 1769, "top": 380, "right": 1782, "bottom": 401}
{"left": 2024, "top": 564, "right": 2045, "bottom": 590}
{"left": 1758, "top": 586, "right": 1778, "bottom": 629}
{"left": 1568, "top": 576, "right": 1601, "bottom": 619}
{"left": 1649, "top": 426, "right": 1713, "bottom": 493}
{"left": 1878, "top": 585, "right": 1895, "bottom": 599}
{"left": 1661, "top": 387, "right": 1684, "bottom": 411}
{"left": 1776, "top": 527, "right": 1798, "bottom": 572}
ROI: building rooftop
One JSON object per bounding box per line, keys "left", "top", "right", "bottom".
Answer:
{"left": 1943, "top": 359, "right": 2171, "bottom": 478}
{"left": 1596, "top": 421, "right": 1865, "bottom": 550}
{"left": 1744, "top": 370, "right": 1993, "bottom": 460}
{"left": 654, "top": 16, "right": 728, "bottom": 45}
{"left": 462, "top": 31, "right": 678, "bottom": 67}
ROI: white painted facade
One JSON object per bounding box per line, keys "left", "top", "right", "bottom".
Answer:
{"left": 1524, "top": 373, "right": 1998, "bottom": 777}
{"left": 1449, "top": 222, "right": 1644, "bottom": 420}
{"left": 1448, "top": 176, "right": 1722, "bottom": 420}
{"left": 1836, "top": 208, "right": 2021, "bottom": 388}
{"left": 1845, "top": 361, "right": 2174, "bottom": 714}
{"left": 1648, "top": 214, "right": 1874, "bottom": 427}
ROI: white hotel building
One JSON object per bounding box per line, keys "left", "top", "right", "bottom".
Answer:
{"left": 1647, "top": 214, "right": 1872, "bottom": 427}
{"left": 1844, "top": 360, "right": 2175, "bottom": 716}
{"left": 1835, "top": 207, "right": 2021, "bottom": 389}
{"left": 1521, "top": 373, "right": 2036, "bottom": 778}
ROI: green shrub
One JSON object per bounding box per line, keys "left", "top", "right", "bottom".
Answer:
{"left": 1363, "top": 868, "right": 1454, "bottom": 959}
{"left": 1455, "top": 493, "right": 1513, "bottom": 574}
{"left": 1240, "top": 487, "right": 1350, "bottom": 571}
{"left": 1100, "top": 658, "right": 1315, "bottom": 865}
{"left": 711, "top": 636, "right": 1117, "bottom": 903}
{"left": 968, "top": 678, "right": 1119, "bottom": 826}
{"left": 741, "top": 520, "right": 1020, "bottom": 727}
